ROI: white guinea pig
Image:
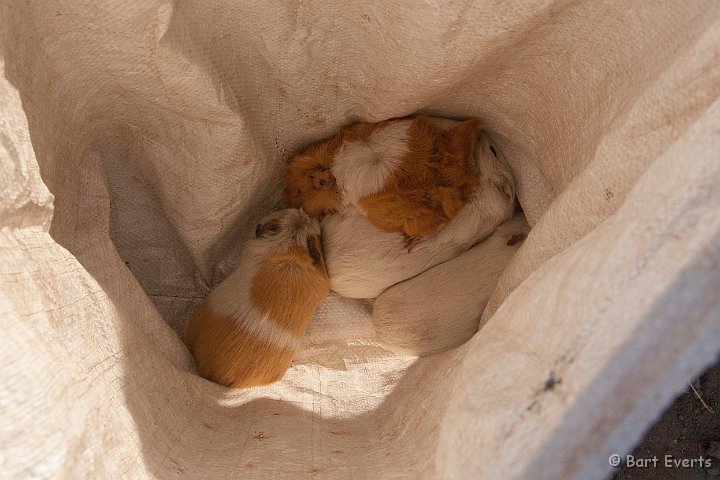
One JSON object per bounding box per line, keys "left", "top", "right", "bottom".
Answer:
{"left": 372, "top": 214, "right": 529, "bottom": 356}
{"left": 322, "top": 130, "right": 515, "bottom": 299}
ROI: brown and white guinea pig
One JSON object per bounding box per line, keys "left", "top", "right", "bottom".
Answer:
{"left": 282, "top": 115, "right": 484, "bottom": 249}
{"left": 185, "top": 208, "right": 329, "bottom": 388}
{"left": 321, "top": 126, "right": 515, "bottom": 299}
{"left": 372, "top": 213, "right": 530, "bottom": 357}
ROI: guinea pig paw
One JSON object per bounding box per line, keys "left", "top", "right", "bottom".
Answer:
{"left": 507, "top": 233, "right": 526, "bottom": 246}
{"left": 403, "top": 234, "right": 423, "bottom": 253}
{"left": 493, "top": 170, "right": 515, "bottom": 203}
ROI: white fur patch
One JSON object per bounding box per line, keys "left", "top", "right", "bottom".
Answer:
{"left": 331, "top": 120, "right": 411, "bottom": 204}
{"left": 236, "top": 313, "right": 303, "bottom": 350}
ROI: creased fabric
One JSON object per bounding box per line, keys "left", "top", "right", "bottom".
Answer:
{"left": 1, "top": 1, "right": 719, "bottom": 479}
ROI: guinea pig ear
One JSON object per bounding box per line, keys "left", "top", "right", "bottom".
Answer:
{"left": 445, "top": 118, "right": 483, "bottom": 160}
{"left": 255, "top": 219, "right": 281, "bottom": 238}
{"left": 306, "top": 236, "right": 322, "bottom": 265}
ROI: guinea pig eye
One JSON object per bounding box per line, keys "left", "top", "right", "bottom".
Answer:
{"left": 255, "top": 219, "right": 281, "bottom": 238}
{"left": 489, "top": 145, "right": 497, "bottom": 157}
{"left": 306, "top": 237, "right": 322, "bottom": 265}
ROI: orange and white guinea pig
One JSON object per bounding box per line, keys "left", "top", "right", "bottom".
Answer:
{"left": 372, "top": 214, "right": 530, "bottom": 356}
{"left": 321, "top": 125, "right": 515, "bottom": 299}
{"left": 186, "top": 208, "right": 329, "bottom": 388}
{"left": 282, "top": 114, "right": 483, "bottom": 249}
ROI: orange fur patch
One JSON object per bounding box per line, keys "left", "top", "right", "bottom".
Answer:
{"left": 359, "top": 115, "right": 483, "bottom": 237}
{"left": 186, "top": 302, "right": 297, "bottom": 388}
{"left": 250, "top": 246, "right": 329, "bottom": 332}
{"left": 282, "top": 134, "right": 343, "bottom": 217}
{"left": 282, "top": 120, "right": 393, "bottom": 217}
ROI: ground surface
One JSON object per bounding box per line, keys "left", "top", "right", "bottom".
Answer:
{"left": 612, "top": 360, "right": 720, "bottom": 480}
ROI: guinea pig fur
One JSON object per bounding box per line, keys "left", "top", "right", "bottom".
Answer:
{"left": 185, "top": 208, "right": 329, "bottom": 388}
{"left": 322, "top": 129, "right": 515, "bottom": 299}
{"left": 372, "top": 213, "right": 530, "bottom": 357}
{"left": 283, "top": 115, "right": 484, "bottom": 245}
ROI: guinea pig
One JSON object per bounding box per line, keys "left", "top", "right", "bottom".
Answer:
{"left": 322, "top": 129, "right": 515, "bottom": 299}
{"left": 372, "top": 213, "right": 530, "bottom": 357}
{"left": 185, "top": 208, "right": 329, "bottom": 388}
{"left": 282, "top": 115, "right": 484, "bottom": 249}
